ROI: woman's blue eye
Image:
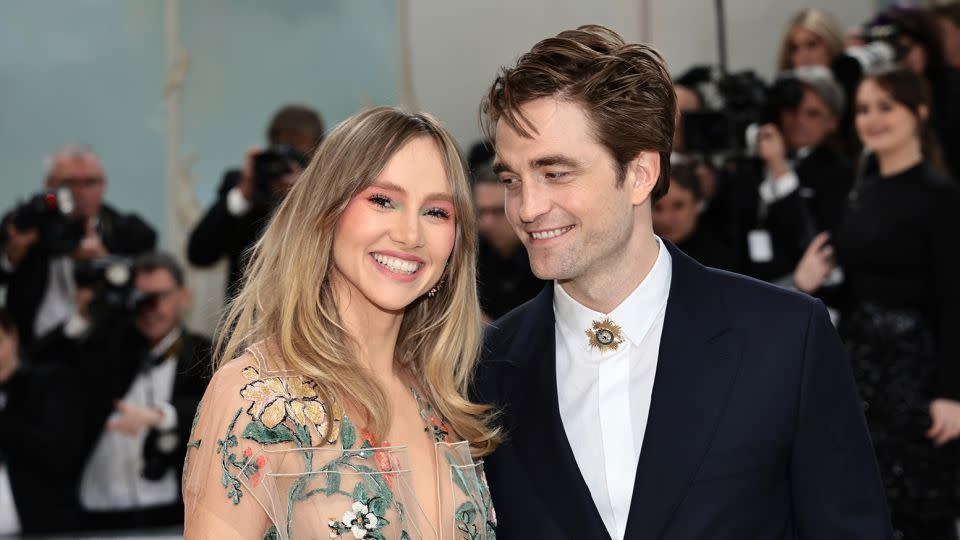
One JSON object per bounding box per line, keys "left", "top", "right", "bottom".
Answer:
{"left": 369, "top": 194, "right": 393, "bottom": 208}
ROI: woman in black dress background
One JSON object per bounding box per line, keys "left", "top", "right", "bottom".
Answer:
{"left": 796, "top": 67, "right": 960, "bottom": 539}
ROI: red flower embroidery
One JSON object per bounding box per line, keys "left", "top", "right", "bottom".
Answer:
{"left": 374, "top": 442, "right": 395, "bottom": 489}
{"left": 244, "top": 446, "right": 253, "bottom": 458}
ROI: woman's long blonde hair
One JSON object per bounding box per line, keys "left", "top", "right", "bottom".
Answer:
{"left": 215, "top": 107, "right": 500, "bottom": 456}
{"left": 777, "top": 8, "right": 846, "bottom": 71}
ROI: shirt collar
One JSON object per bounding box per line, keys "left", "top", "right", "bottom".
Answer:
{"left": 553, "top": 237, "right": 673, "bottom": 355}
{"left": 150, "top": 327, "right": 183, "bottom": 360}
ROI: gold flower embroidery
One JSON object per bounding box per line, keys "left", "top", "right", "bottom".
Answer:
{"left": 239, "top": 366, "right": 342, "bottom": 445}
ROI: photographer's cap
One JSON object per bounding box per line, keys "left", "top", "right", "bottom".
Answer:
{"left": 780, "top": 65, "right": 845, "bottom": 117}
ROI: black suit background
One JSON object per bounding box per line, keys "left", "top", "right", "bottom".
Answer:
{"left": 474, "top": 242, "right": 890, "bottom": 539}
{"left": 0, "top": 203, "right": 156, "bottom": 351}
{"left": 0, "top": 348, "right": 88, "bottom": 534}
{"left": 187, "top": 170, "right": 273, "bottom": 299}
{"left": 76, "top": 320, "right": 211, "bottom": 530}
{"left": 0, "top": 319, "right": 211, "bottom": 533}
{"left": 731, "top": 145, "right": 853, "bottom": 283}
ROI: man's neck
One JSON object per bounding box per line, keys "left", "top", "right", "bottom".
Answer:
{"left": 559, "top": 230, "right": 660, "bottom": 314}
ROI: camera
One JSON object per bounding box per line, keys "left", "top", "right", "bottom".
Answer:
{"left": 75, "top": 256, "right": 169, "bottom": 320}
{"left": 680, "top": 68, "right": 805, "bottom": 155}
{"left": 252, "top": 144, "right": 308, "bottom": 203}
{"left": 10, "top": 189, "right": 84, "bottom": 256}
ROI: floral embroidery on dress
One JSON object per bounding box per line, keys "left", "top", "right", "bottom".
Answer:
{"left": 239, "top": 366, "right": 343, "bottom": 445}
{"left": 327, "top": 499, "right": 386, "bottom": 539}
{"left": 194, "top": 356, "right": 494, "bottom": 539}
{"left": 412, "top": 387, "right": 450, "bottom": 443}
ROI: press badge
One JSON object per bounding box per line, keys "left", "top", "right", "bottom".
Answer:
{"left": 747, "top": 229, "right": 774, "bottom": 263}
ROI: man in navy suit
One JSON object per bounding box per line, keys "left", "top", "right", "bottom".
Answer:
{"left": 475, "top": 25, "right": 891, "bottom": 539}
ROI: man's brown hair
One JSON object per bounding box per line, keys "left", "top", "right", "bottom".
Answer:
{"left": 482, "top": 24, "right": 676, "bottom": 200}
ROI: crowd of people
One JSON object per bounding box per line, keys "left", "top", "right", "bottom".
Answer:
{"left": 0, "top": 3, "right": 959, "bottom": 539}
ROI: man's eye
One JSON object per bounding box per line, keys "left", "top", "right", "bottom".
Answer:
{"left": 545, "top": 172, "right": 568, "bottom": 180}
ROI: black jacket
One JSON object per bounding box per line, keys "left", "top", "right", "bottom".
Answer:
{"left": 0, "top": 203, "right": 156, "bottom": 351}
{"left": 734, "top": 145, "right": 853, "bottom": 283}
{"left": 474, "top": 242, "right": 890, "bottom": 539}
{"left": 187, "top": 170, "right": 273, "bottom": 299}
{"left": 0, "top": 353, "right": 88, "bottom": 533}
{"left": 0, "top": 324, "right": 210, "bottom": 532}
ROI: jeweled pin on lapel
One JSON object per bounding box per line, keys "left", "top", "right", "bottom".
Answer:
{"left": 586, "top": 318, "right": 625, "bottom": 352}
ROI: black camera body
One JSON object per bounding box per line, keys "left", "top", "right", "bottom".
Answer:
{"left": 251, "top": 144, "right": 308, "bottom": 204}
{"left": 11, "top": 189, "right": 84, "bottom": 256}
{"left": 75, "top": 256, "right": 167, "bottom": 322}
{"left": 681, "top": 69, "right": 804, "bottom": 155}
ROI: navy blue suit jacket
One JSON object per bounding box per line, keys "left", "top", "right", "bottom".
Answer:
{"left": 475, "top": 242, "right": 891, "bottom": 539}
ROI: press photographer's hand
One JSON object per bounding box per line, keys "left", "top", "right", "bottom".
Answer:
{"left": 237, "top": 146, "right": 262, "bottom": 202}
{"left": 794, "top": 232, "right": 834, "bottom": 293}
{"left": 757, "top": 123, "right": 790, "bottom": 178}
{"left": 72, "top": 220, "right": 107, "bottom": 261}
{"left": 4, "top": 221, "right": 39, "bottom": 267}
{"left": 106, "top": 400, "right": 164, "bottom": 436}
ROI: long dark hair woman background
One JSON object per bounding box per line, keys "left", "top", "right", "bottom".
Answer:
{"left": 796, "top": 67, "right": 960, "bottom": 539}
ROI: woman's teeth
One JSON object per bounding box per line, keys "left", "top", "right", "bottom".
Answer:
{"left": 373, "top": 253, "right": 421, "bottom": 275}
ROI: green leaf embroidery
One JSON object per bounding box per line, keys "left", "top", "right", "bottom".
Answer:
{"left": 341, "top": 416, "right": 357, "bottom": 449}
{"left": 447, "top": 454, "right": 470, "bottom": 496}
{"left": 352, "top": 480, "right": 368, "bottom": 504}
{"left": 288, "top": 476, "right": 307, "bottom": 503}
{"left": 369, "top": 495, "right": 388, "bottom": 517}
{"left": 242, "top": 420, "right": 296, "bottom": 445}
{"left": 324, "top": 472, "right": 341, "bottom": 496}
{"left": 400, "top": 531, "right": 412, "bottom": 540}
{"left": 262, "top": 525, "right": 279, "bottom": 540}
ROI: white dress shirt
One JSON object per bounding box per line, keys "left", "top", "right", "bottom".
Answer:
{"left": 554, "top": 239, "right": 672, "bottom": 540}
{"left": 79, "top": 329, "right": 181, "bottom": 510}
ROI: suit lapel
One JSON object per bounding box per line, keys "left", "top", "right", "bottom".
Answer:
{"left": 623, "top": 243, "right": 744, "bottom": 540}
{"left": 502, "top": 286, "right": 611, "bottom": 540}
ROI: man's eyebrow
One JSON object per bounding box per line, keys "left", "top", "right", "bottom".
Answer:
{"left": 531, "top": 155, "right": 581, "bottom": 169}
{"left": 491, "top": 161, "right": 514, "bottom": 175}
{"left": 491, "top": 155, "right": 581, "bottom": 175}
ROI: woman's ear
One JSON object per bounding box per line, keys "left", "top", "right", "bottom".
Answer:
{"left": 918, "top": 104, "right": 930, "bottom": 123}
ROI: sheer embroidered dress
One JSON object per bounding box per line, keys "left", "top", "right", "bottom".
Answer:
{"left": 182, "top": 344, "right": 496, "bottom": 540}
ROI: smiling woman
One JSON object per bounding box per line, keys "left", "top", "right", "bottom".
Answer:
{"left": 182, "top": 107, "right": 499, "bottom": 540}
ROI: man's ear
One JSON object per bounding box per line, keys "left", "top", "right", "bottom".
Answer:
{"left": 627, "top": 151, "right": 661, "bottom": 205}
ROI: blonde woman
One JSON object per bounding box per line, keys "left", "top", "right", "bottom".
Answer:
{"left": 182, "top": 107, "right": 499, "bottom": 540}
{"left": 777, "top": 8, "right": 846, "bottom": 71}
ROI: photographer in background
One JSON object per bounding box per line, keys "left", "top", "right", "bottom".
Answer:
{"left": 470, "top": 145, "right": 544, "bottom": 322}
{"left": 735, "top": 67, "right": 852, "bottom": 287}
{"left": 653, "top": 162, "right": 737, "bottom": 271}
{"left": 58, "top": 252, "right": 210, "bottom": 530}
{"left": 0, "top": 144, "right": 156, "bottom": 351}
{"left": 187, "top": 104, "right": 323, "bottom": 298}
